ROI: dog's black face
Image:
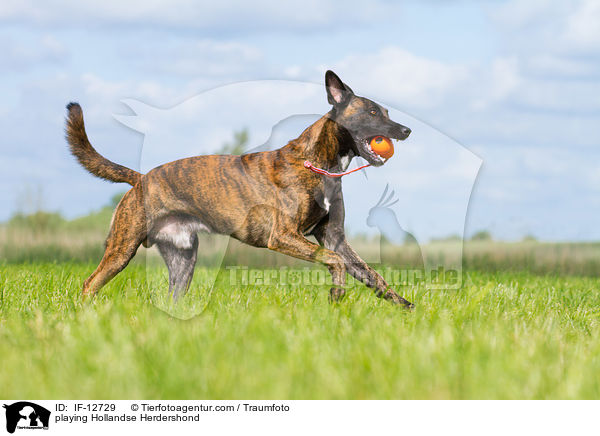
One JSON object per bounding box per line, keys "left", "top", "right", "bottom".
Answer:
{"left": 325, "top": 70, "right": 411, "bottom": 167}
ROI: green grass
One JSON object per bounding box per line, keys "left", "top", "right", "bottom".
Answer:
{"left": 1, "top": 262, "right": 599, "bottom": 399}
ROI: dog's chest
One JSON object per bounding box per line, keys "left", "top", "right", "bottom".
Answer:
{"left": 319, "top": 177, "right": 341, "bottom": 213}
{"left": 302, "top": 179, "right": 341, "bottom": 234}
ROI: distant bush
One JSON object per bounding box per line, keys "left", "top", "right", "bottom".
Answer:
{"left": 8, "top": 211, "right": 66, "bottom": 232}
{"left": 0, "top": 193, "right": 120, "bottom": 263}
{"left": 522, "top": 234, "right": 538, "bottom": 242}
{"left": 68, "top": 206, "right": 114, "bottom": 232}
{"left": 218, "top": 128, "right": 249, "bottom": 155}
{"left": 471, "top": 230, "right": 492, "bottom": 241}
{"left": 431, "top": 234, "right": 462, "bottom": 243}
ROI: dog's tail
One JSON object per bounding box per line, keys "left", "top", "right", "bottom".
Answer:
{"left": 65, "top": 102, "right": 142, "bottom": 186}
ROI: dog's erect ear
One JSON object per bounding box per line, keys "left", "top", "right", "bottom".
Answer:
{"left": 325, "top": 70, "right": 354, "bottom": 106}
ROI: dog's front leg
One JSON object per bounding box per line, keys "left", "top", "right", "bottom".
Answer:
{"left": 313, "top": 218, "right": 414, "bottom": 308}
{"left": 338, "top": 240, "right": 414, "bottom": 308}
{"left": 267, "top": 227, "right": 347, "bottom": 302}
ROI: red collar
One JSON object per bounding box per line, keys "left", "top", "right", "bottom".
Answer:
{"left": 303, "top": 160, "right": 370, "bottom": 178}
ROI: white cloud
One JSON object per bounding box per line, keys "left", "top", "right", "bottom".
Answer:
{"left": 326, "top": 47, "right": 470, "bottom": 110}
{"left": 120, "top": 39, "right": 264, "bottom": 78}
{"left": 491, "top": 0, "right": 567, "bottom": 30}
{"left": 319, "top": 43, "right": 599, "bottom": 128}
{"left": 0, "top": 33, "right": 67, "bottom": 71}
{"left": 526, "top": 54, "right": 600, "bottom": 78}
{"left": 471, "top": 56, "right": 521, "bottom": 110}
{"left": 490, "top": 0, "right": 600, "bottom": 55}
{"left": 488, "top": 57, "right": 521, "bottom": 102}
{"left": 564, "top": 0, "right": 600, "bottom": 51}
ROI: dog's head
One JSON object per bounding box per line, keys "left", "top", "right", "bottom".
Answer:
{"left": 325, "top": 70, "right": 411, "bottom": 167}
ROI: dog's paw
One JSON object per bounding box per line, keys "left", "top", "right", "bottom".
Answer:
{"left": 328, "top": 287, "right": 347, "bottom": 303}
{"left": 383, "top": 289, "right": 414, "bottom": 310}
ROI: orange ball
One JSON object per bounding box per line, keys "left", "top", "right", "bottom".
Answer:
{"left": 369, "top": 136, "right": 394, "bottom": 159}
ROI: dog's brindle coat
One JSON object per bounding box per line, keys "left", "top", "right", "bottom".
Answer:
{"left": 66, "top": 71, "right": 413, "bottom": 308}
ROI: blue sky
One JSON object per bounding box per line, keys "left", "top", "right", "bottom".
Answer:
{"left": 1, "top": 0, "right": 599, "bottom": 241}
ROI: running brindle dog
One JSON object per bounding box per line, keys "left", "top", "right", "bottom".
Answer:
{"left": 66, "top": 71, "right": 413, "bottom": 308}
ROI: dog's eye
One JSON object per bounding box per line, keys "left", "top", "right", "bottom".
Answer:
{"left": 369, "top": 109, "right": 377, "bottom": 116}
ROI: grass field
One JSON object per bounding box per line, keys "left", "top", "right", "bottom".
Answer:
{"left": 1, "top": 262, "right": 599, "bottom": 399}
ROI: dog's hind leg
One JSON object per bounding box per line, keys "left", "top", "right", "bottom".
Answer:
{"left": 157, "top": 234, "right": 198, "bottom": 301}
{"left": 82, "top": 186, "right": 147, "bottom": 297}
